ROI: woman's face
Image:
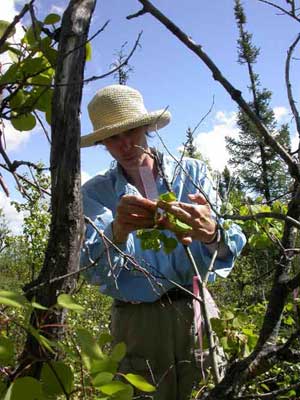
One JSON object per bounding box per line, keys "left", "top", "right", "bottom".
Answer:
{"left": 102, "top": 126, "right": 150, "bottom": 171}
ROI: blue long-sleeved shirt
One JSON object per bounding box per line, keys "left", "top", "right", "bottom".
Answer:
{"left": 80, "top": 153, "right": 246, "bottom": 302}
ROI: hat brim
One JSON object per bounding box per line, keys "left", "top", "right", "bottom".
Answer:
{"left": 80, "top": 109, "right": 171, "bottom": 148}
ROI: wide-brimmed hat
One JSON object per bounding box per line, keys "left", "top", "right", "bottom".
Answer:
{"left": 81, "top": 84, "right": 171, "bottom": 148}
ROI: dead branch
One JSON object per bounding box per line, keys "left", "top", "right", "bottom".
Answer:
{"left": 0, "top": 173, "right": 9, "bottom": 197}
{"left": 285, "top": 33, "right": 300, "bottom": 138}
{"left": 257, "top": 0, "right": 300, "bottom": 22}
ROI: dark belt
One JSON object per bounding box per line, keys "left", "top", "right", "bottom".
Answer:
{"left": 160, "top": 287, "right": 193, "bottom": 302}
{"left": 114, "top": 287, "right": 193, "bottom": 306}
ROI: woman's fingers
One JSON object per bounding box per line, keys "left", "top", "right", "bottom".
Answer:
{"left": 188, "top": 192, "right": 209, "bottom": 205}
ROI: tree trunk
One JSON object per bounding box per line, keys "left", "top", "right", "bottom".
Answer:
{"left": 19, "top": 0, "right": 96, "bottom": 376}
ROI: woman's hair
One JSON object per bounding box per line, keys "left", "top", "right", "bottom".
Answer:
{"left": 95, "top": 126, "right": 153, "bottom": 146}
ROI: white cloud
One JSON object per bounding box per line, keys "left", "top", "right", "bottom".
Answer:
{"left": 2, "top": 120, "right": 32, "bottom": 151}
{"left": 193, "top": 111, "right": 238, "bottom": 172}
{"left": 273, "top": 106, "right": 289, "bottom": 123}
{"left": 81, "top": 171, "right": 92, "bottom": 185}
{"left": 0, "top": 192, "right": 24, "bottom": 235}
{"left": 291, "top": 131, "right": 299, "bottom": 153}
{"left": 50, "top": 5, "right": 64, "bottom": 15}
{"left": 0, "top": 0, "right": 17, "bottom": 20}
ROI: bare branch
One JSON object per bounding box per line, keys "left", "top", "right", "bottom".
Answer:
{"left": 257, "top": 0, "right": 300, "bottom": 22}
{"left": 127, "top": 7, "right": 148, "bottom": 19}
{"left": 32, "top": 110, "right": 51, "bottom": 145}
{"left": 0, "top": 173, "right": 9, "bottom": 197}
{"left": 285, "top": 33, "right": 300, "bottom": 138}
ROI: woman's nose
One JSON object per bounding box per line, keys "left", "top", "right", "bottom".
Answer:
{"left": 118, "top": 133, "right": 132, "bottom": 149}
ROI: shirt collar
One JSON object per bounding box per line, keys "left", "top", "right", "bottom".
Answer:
{"left": 113, "top": 149, "right": 174, "bottom": 198}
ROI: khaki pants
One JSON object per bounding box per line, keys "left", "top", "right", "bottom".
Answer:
{"left": 111, "top": 296, "right": 198, "bottom": 400}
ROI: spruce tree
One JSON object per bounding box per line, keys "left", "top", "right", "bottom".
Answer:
{"left": 226, "top": 0, "right": 291, "bottom": 204}
{"left": 184, "top": 127, "right": 198, "bottom": 158}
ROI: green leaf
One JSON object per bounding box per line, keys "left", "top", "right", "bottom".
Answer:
{"left": 44, "top": 13, "right": 61, "bottom": 25}
{"left": 57, "top": 293, "right": 84, "bottom": 312}
{"left": 0, "top": 41, "right": 10, "bottom": 54}
{"left": 283, "top": 315, "right": 295, "bottom": 326}
{"left": 248, "top": 233, "right": 271, "bottom": 249}
{"left": 4, "top": 377, "right": 43, "bottom": 400}
{"left": 123, "top": 373, "right": 156, "bottom": 392}
{"left": 0, "top": 337, "right": 14, "bottom": 363}
{"left": 243, "top": 343, "right": 250, "bottom": 357}
{"left": 162, "top": 236, "right": 178, "bottom": 254}
{"left": 99, "top": 381, "right": 129, "bottom": 395}
{"left": 222, "top": 311, "right": 234, "bottom": 320}
{"left": 22, "top": 57, "right": 46, "bottom": 76}
{"left": 30, "top": 301, "right": 48, "bottom": 310}
{"left": 41, "top": 361, "right": 74, "bottom": 396}
{"left": 29, "top": 73, "right": 52, "bottom": 86}
{"left": 232, "top": 317, "right": 242, "bottom": 329}
{"left": 22, "top": 24, "right": 42, "bottom": 46}
{"left": 260, "top": 383, "right": 270, "bottom": 391}
{"left": 45, "top": 105, "right": 52, "bottom": 125}
{"left": 0, "top": 64, "right": 19, "bottom": 85}
{"left": 110, "top": 342, "right": 126, "bottom": 362}
{"left": 220, "top": 336, "right": 229, "bottom": 350}
{"left": 159, "top": 191, "right": 177, "bottom": 202}
{"left": 90, "top": 358, "right": 118, "bottom": 375}
{"left": 98, "top": 332, "right": 113, "bottom": 347}
{"left": 86, "top": 41, "right": 92, "bottom": 61}
{"left": 111, "top": 385, "right": 134, "bottom": 400}
{"left": 0, "top": 290, "right": 27, "bottom": 308}
{"left": 35, "top": 88, "right": 53, "bottom": 113}
{"left": 11, "top": 113, "right": 36, "bottom": 131}
{"left": 8, "top": 49, "right": 19, "bottom": 63}
{"left": 172, "top": 218, "right": 192, "bottom": 232}
{"left": 28, "top": 326, "right": 56, "bottom": 354}
{"left": 93, "top": 372, "right": 114, "bottom": 387}
{"left": 9, "top": 90, "right": 26, "bottom": 109}
{"left": 0, "top": 381, "right": 7, "bottom": 399}
{"left": 77, "top": 328, "right": 104, "bottom": 360}
{"left": 210, "top": 318, "right": 224, "bottom": 336}
{"left": 0, "top": 20, "right": 16, "bottom": 39}
{"left": 42, "top": 47, "right": 57, "bottom": 66}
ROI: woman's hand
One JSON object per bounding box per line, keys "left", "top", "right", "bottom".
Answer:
{"left": 157, "top": 193, "right": 217, "bottom": 246}
{"left": 112, "top": 195, "right": 157, "bottom": 243}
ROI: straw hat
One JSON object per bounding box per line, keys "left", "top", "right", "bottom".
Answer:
{"left": 81, "top": 85, "right": 171, "bottom": 148}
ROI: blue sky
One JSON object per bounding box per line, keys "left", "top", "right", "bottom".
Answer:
{"left": 1, "top": 0, "right": 299, "bottom": 232}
